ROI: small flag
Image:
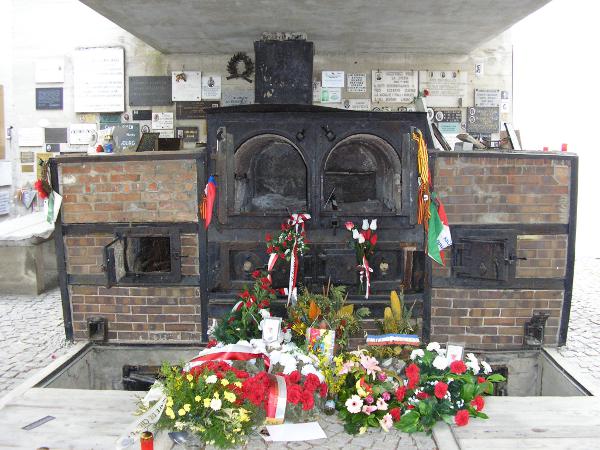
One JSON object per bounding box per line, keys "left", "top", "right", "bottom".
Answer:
{"left": 201, "top": 176, "right": 217, "bottom": 229}
{"left": 427, "top": 193, "right": 452, "bottom": 265}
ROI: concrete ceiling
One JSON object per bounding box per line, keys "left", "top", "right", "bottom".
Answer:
{"left": 80, "top": 0, "right": 551, "bottom": 54}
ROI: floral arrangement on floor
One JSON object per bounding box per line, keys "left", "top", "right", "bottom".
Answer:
{"left": 345, "top": 219, "right": 378, "bottom": 297}
{"left": 211, "top": 270, "right": 276, "bottom": 344}
{"left": 144, "top": 361, "right": 259, "bottom": 448}
{"left": 287, "top": 282, "right": 370, "bottom": 353}
{"left": 395, "top": 343, "right": 505, "bottom": 433}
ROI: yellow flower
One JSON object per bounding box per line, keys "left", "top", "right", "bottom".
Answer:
{"left": 221, "top": 379, "right": 230, "bottom": 386}
{"left": 203, "top": 398, "right": 211, "bottom": 407}
{"left": 239, "top": 408, "right": 250, "bottom": 422}
{"left": 166, "top": 407, "right": 175, "bottom": 419}
{"left": 183, "top": 403, "right": 191, "bottom": 412}
{"left": 194, "top": 395, "right": 201, "bottom": 402}
{"left": 178, "top": 408, "right": 186, "bottom": 416}
{"left": 213, "top": 391, "right": 220, "bottom": 399}
{"left": 166, "top": 397, "right": 174, "bottom": 407}
{"left": 189, "top": 382, "right": 194, "bottom": 388}
{"left": 224, "top": 391, "right": 236, "bottom": 403}
{"left": 186, "top": 374, "right": 194, "bottom": 382}
{"left": 234, "top": 381, "right": 242, "bottom": 388}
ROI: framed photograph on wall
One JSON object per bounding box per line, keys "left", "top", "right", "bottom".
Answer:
{"left": 446, "top": 344, "right": 464, "bottom": 363}
{"left": 262, "top": 317, "right": 282, "bottom": 344}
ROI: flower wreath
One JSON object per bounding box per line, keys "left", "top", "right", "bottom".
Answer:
{"left": 265, "top": 215, "right": 310, "bottom": 262}
{"left": 226, "top": 52, "right": 254, "bottom": 83}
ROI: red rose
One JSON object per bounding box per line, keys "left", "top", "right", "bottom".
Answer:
{"left": 206, "top": 339, "right": 218, "bottom": 349}
{"left": 407, "top": 405, "right": 415, "bottom": 410}
{"left": 265, "top": 233, "right": 272, "bottom": 241}
{"left": 471, "top": 395, "right": 485, "bottom": 412}
{"left": 240, "top": 291, "right": 250, "bottom": 299}
{"left": 450, "top": 360, "right": 467, "bottom": 375}
{"left": 319, "top": 382, "right": 328, "bottom": 398}
{"left": 416, "top": 391, "right": 430, "bottom": 400}
{"left": 370, "top": 234, "right": 378, "bottom": 246}
{"left": 267, "top": 246, "right": 274, "bottom": 253}
{"left": 434, "top": 381, "right": 448, "bottom": 399}
{"left": 304, "top": 374, "right": 321, "bottom": 392}
{"left": 455, "top": 409, "right": 470, "bottom": 426}
{"left": 478, "top": 376, "right": 486, "bottom": 384}
{"left": 301, "top": 389, "right": 315, "bottom": 411}
{"left": 287, "top": 384, "right": 303, "bottom": 404}
{"left": 251, "top": 270, "right": 260, "bottom": 278}
{"left": 288, "top": 371, "right": 301, "bottom": 384}
{"left": 396, "top": 386, "right": 407, "bottom": 402}
{"left": 390, "top": 407, "right": 402, "bottom": 422}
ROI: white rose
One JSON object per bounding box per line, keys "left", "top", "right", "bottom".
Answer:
{"left": 410, "top": 349, "right": 424, "bottom": 360}
{"left": 362, "top": 219, "right": 369, "bottom": 230}
{"left": 370, "top": 219, "right": 377, "bottom": 231}
{"left": 352, "top": 229, "right": 360, "bottom": 239}
{"left": 433, "top": 355, "right": 448, "bottom": 370}
{"left": 358, "top": 235, "right": 366, "bottom": 244}
{"left": 426, "top": 342, "right": 441, "bottom": 353}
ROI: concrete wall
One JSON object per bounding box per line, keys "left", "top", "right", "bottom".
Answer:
{"left": 2, "top": 0, "right": 514, "bottom": 218}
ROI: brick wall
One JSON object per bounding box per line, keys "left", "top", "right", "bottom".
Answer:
{"left": 516, "top": 235, "right": 567, "bottom": 278}
{"left": 430, "top": 288, "right": 562, "bottom": 349}
{"left": 434, "top": 156, "right": 571, "bottom": 224}
{"left": 59, "top": 159, "right": 198, "bottom": 223}
{"left": 65, "top": 233, "right": 199, "bottom": 276}
{"left": 70, "top": 285, "right": 202, "bottom": 342}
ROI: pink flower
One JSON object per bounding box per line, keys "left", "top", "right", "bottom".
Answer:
{"left": 338, "top": 360, "right": 356, "bottom": 375}
{"left": 362, "top": 404, "right": 377, "bottom": 415}
{"left": 359, "top": 354, "right": 381, "bottom": 377}
{"left": 381, "top": 391, "right": 391, "bottom": 401}
{"left": 379, "top": 413, "right": 393, "bottom": 432}
{"left": 345, "top": 395, "right": 363, "bottom": 414}
{"left": 345, "top": 221, "right": 354, "bottom": 231}
{"left": 365, "top": 395, "right": 374, "bottom": 405}
{"left": 376, "top": 397, "right": 388, "bottom": 411}
{"left": 378, "top": 372, "right": 387, "bottom": 382}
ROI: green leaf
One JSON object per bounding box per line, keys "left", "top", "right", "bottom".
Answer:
{"left": 486, "top": 373, "right": 506, "bottom": 383}
{"left": 441, "top": 414, "right": 454, "bottom": 425}
{"left": 476, "top": 411, "right": 489, "bottom": 419}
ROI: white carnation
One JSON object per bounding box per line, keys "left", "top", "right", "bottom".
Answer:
{"left": 466, "top": 359, "right": 480, "bottom": 374}
{"left": 481, "top": 360, "right": 492, "bottom": 374}
{"left": 433, "top": 355, "right": 449, "bottom": 370}
{"left": 205, "top": 375, "right": 217, "bottom": 384}
{"left": 426, "top": 342, "right": 441, "bottom": 352}
{"left": 410, "top": 349, "right": 424, "bottom": 360}
{"left": 301, "top": 364, "right": 325, "bottom": 382}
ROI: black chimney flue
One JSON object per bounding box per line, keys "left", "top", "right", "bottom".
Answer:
{"left": 254, "top": 36, "right": 314, "bottom": 105}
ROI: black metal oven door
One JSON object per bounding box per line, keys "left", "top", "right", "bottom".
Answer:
{"left": 452, "top": 238, "right": 509, "bottom": 281}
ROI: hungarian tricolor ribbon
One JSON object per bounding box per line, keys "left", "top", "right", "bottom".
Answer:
{"left": 265, "top": 374, "right": 287, "bottom": 424}
{"left": 357, "top": 255, "right": 373, "bottom": 299}
{"left": 184, "top": 344, "right": 271, "bottom": 372}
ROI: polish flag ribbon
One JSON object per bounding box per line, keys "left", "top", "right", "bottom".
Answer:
{"left": 184, "top": 344, "right": 271, "bottom": 371}
{"left": 358, "top": 256, "right": 373, "bottom": 299}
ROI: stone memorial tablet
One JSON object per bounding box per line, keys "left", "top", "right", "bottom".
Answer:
{"left": 36, "top": 88, "right": 63, "bottom": 110}
{"left": 129, "top": 76, "right": 172, "bottom": 106}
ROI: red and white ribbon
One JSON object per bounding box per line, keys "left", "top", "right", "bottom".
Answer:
{"left": 358, "top": 255, "right": 373, "bottom": 299}
{"left": 185, "top": 344, "right": 271, "bottom": 372}
{"left": 267, "top": 213, "right": 310, "bottom": 306}
{"left": 265, "top": 374, "right": 287, "bottom": 424}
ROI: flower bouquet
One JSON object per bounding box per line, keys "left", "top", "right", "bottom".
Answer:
{"left": 211, "top": 270, "right": 276, "bottom": 344}
{"left": 142, "top": 361, "right": 259, "bottom": 448}
{"left": 345, "top": 219, "right": 378, "bottom": 297}
{"left": 395, "top": 343, "right": 506, "bottom": 433}
{"left": 334, "top": 350, "right": 402, "bottom": 435}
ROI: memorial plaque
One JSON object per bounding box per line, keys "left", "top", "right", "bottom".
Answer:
{"left": 466, "top": 107, "right": 500, "bottom": 134}
{"left": 132, "top": 109, "right": 152, "bottom": 120}
{"left": 73, "top": 47, "right": 124, "bottom": 112}
{"left": 128, "top": 76, "right": 172, "bottom": 106}
{"left": 176, "top": 101, "right": 218, "bottom": 120}
{"left": 44, "top": 128, "right": 68, "bottom": 144}
{"left": 176, "top": 126, "right": 199, "bottom": 143}
{"left": 100, "top": 123, "right": 140, "bottom": 151}
{"left": 433, "top": 109, "right": 462, "bottom": 123}
{"left": 36, "top": 88, "right": 63, "bottom": 110}
{"left": 99, "top": 113, "right": 122, "bottom": 124}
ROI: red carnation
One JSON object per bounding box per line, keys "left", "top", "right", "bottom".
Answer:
{"left": 304, "top": 374, "right": 321, "bottom": 392}
{"left": 287, "top": 384, "right": 303, "bottom": 404}
{"left": 455, "top": 409, "right": 470, "bottom": 426}
{"left": 301, "top": 389, "right": 315, "bottom": 410}
{"left": 471, "top": 395, "right": 485, "bottom": 412}
{"left": 450, "top": 360, "right": 467, "bottom": 375}
{"left": 319, "top": 382, "right": 328, "bottom": 398}
{"left": 288, "top": 371, "right": 301, "bottom": 384}
{"left": 240, "top": 290, "right": 250, "bottom": 299}
{"left": 206, "top": 339, "right": 218, "bottom": 349}
{"left": 416, "top": 391, "right": 430, "bottom": 400}
{"left": 407, "top": 404, "right": 415, "bottom": 410}
{"left": 478, "top": 376, "right": 486, "bottom": 384}
{"left": 390, "top": 407, "right": 402, "bottom": 422}
{"left": 405, "top": 363, "right": 420, "bottom": 389}
{"left": 434, "top": 381, "right": 448, "bottom": 399}
{"left": 396, "top": 386, "right": 407, "bottom": 402}
{"left": 265, "top": 233, "right": 272, "bottom": 241}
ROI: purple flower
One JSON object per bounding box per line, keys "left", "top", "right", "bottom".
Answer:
{"left": 365, "top": 395, "right": 374, "bottom": 404}
{"left": 382, "top": 391, "right": 391, "bottom": 401}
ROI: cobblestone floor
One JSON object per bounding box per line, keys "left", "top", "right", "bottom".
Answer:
{"left": 0, "top": 289, "right": 70, "bottom": 396}
{"left": 556, "top": 256, "right": 600, "bottom": 382}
